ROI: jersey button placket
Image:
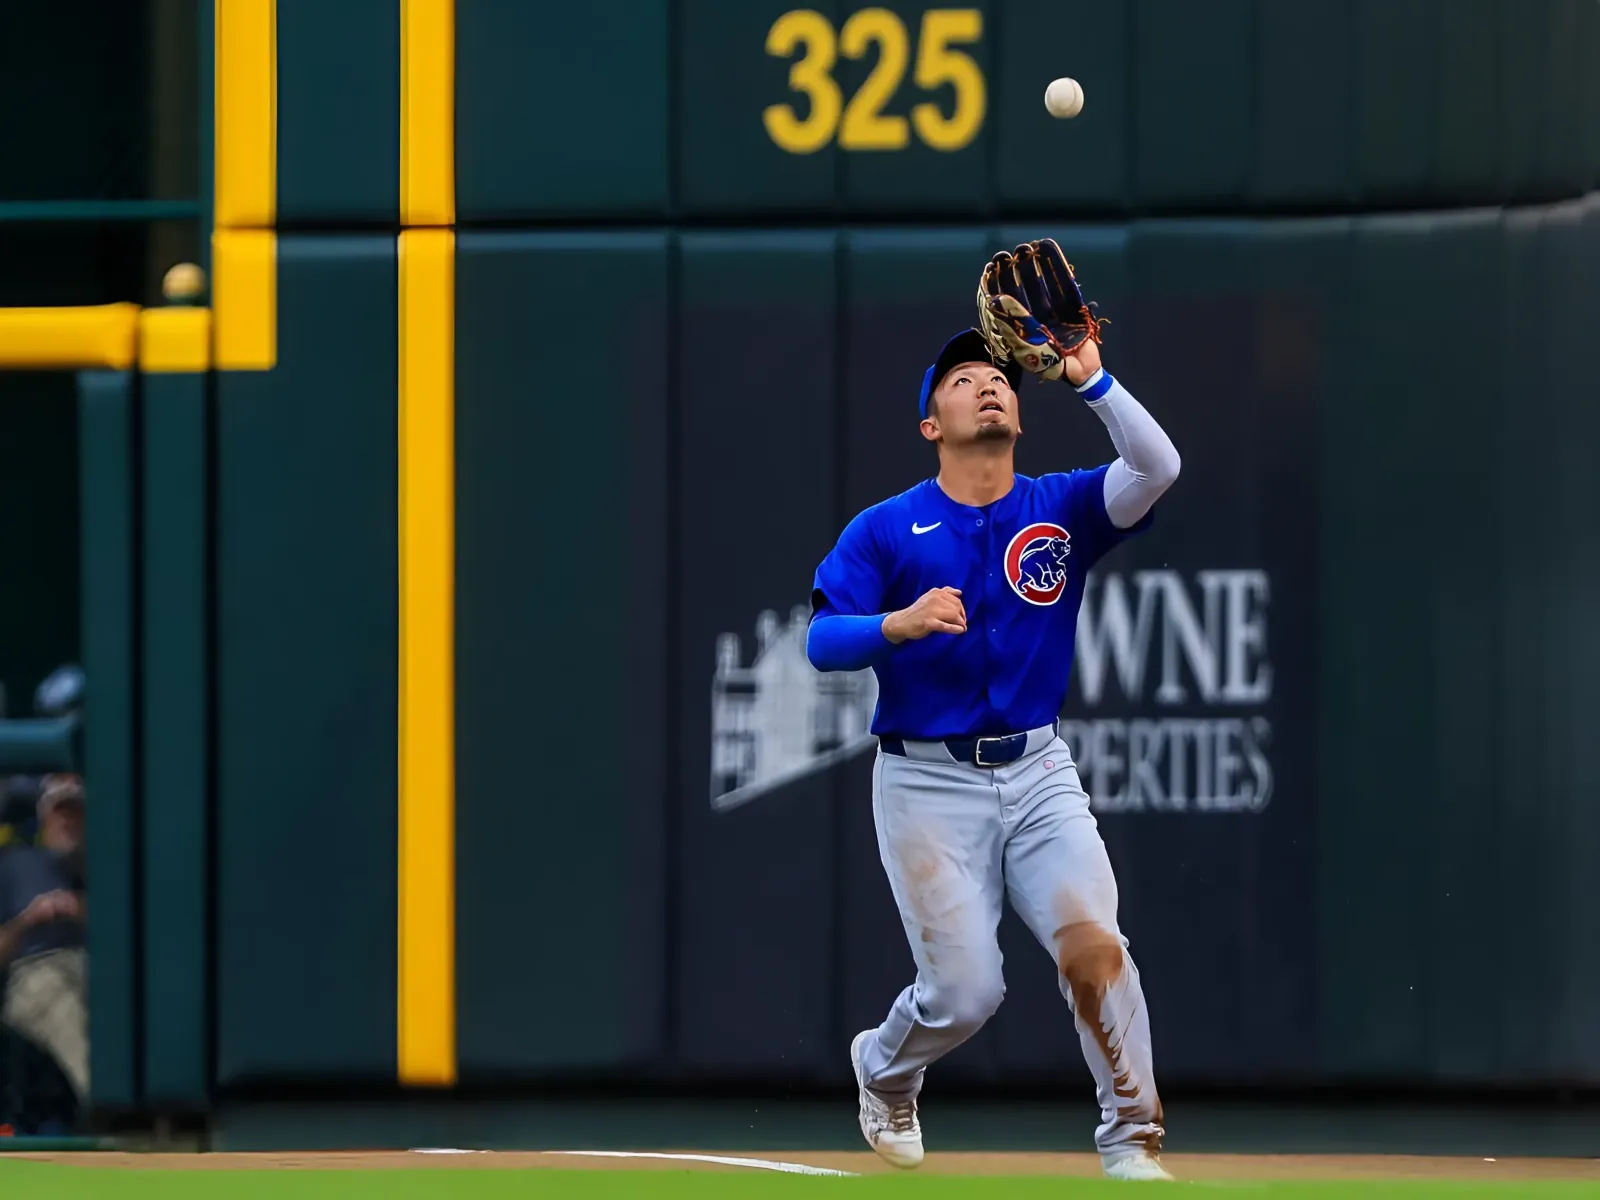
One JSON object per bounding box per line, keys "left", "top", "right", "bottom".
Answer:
{"left": 983, "top": 518, "right": 1000, "bottom": 712}
{"left": 979, "top": 524, "right": 992, "bottom": 640}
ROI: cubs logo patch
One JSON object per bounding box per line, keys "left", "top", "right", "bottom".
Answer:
{"left": 1005, "top": 522, "right": 1072, "bottom": 605}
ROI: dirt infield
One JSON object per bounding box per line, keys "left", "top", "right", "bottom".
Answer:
{"left": 11, "top": 1150, "right": 1600, "bottom": 1181}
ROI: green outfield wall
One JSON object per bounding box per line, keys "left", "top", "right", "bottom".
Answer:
{"left": 59, "top": 199, "right": 1600, "bottom": 1107}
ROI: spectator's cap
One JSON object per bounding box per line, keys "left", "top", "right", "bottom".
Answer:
{"left": 918, "top": 328, "right": 1023, "bottom": 419}
{"left": 34, "top": 665, "right": 85, "bottom": 717}
{"left": 38, "top": 774, "right": 85, "bottom": 817}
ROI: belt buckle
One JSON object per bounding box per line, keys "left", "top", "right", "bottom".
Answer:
{"left": 973, "top": 735, "right": 1011, "bottom": 767}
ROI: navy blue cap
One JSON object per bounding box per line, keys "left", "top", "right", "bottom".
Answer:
{"left": 918, "top": 329, "right": 1024, "bottom": 418}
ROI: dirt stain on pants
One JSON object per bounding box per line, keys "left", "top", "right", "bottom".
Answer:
{"left": 1054, "top": 920, "right": 1164, "bottom": 1151}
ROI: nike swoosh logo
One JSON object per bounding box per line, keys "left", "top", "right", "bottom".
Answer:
{"left": 912, "top": 521, "right": 941, "bottom": 535}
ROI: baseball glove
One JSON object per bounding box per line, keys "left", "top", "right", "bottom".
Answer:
{"left": 976, "top": 238, "right": 1105, "bottom": 382}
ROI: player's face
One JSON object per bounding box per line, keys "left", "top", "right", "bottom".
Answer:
{"left": 927, "top": 361, "right": 1019, "bottom": 447}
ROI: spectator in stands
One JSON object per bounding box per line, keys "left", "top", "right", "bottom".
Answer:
{"left": 0, "top": 665, "right": 85, "bottom": 852}
{"left": 0, "top": 773, "right": 87, "bottom": 1098}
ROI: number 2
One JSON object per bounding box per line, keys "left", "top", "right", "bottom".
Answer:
{"left": 839, "top": 9, "right": 910, "bottom": 151}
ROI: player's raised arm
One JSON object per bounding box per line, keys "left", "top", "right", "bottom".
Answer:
{"left": 1061, "top": 338, "right": 1180, "bottom": 530}
{"left": 977, "top": 239, "right": 1179, "bottom": 529}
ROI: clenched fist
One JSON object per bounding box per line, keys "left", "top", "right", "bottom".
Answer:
{"left": 883, "top": 587, "right": 967, "bottom": 643}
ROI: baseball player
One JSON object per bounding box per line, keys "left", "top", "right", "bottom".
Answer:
{"left": 806, "top": 243, "right": 1181, "bottom": 1182}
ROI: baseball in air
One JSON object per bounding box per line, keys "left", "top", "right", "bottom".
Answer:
{"left": 1044, "top": 77, "right": 1084, "bottom": 119}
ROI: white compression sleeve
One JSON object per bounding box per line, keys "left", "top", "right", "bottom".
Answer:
{"left": 1075, "top": 369, "right": 1181, "bottom": 529}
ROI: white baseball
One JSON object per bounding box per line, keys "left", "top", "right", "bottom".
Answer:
{"left": 1044, "top": 77, "right": 1084, "bottom": 119}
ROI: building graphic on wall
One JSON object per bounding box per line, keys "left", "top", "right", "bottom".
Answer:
{"left": 710, "top": 605, "right": 879, "bottom": 812}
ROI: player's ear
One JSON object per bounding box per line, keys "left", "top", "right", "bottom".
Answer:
{"left": 919, "top": 415, "right": 941, "bottom": 444}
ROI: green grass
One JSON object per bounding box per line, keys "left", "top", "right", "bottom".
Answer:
{"left": 1, "top": 1164, "right": 1598, "bottom": 1200}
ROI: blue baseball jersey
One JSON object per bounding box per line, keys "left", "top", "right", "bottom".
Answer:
{"left": 811, "top": 466, "right": 1151, "bottom": 739}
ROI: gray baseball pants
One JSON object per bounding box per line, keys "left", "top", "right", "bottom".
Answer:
{"left": 854, "top": 729, "right": 1165, "bottom": 1157}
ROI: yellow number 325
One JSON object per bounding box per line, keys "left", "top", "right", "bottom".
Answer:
{"left": 763, "top": 8, "right": 986, "bottom": 155}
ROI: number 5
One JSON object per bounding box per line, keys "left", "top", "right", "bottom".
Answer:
{"left": 910, "top": 9, "right": 985, "bottom": 152}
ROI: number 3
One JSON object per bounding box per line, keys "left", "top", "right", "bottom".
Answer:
{"left": 762, "top": 10, "right": 844, "bottom": 156}
{"left": 763, "top": 8, "right": 985, "bottom": 155}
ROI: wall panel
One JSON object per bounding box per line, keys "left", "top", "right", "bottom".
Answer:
{"left": 672, "top": 232, "right": 840, "bottom": 1074}
{"left": 452, "top": 232, "right": 670, "bottom": 1074}
{"left": 214, "top": 236, "right": 398, "bottom": 1084}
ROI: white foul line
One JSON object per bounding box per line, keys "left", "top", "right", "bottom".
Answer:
{"left": 548, "top": 1150, "right": 856, "bottom": 1177}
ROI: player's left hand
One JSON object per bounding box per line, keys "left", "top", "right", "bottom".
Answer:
{"left": 976, "top": 238, "right": 1105, "bottom": 383}
{"left": 1060, "top": 336, "right": 1101, "bottom": 388}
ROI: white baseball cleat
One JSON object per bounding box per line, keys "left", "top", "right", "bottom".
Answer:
{"left": 850, "top": 1030, "right": 924, "bottom": 1169}
{"left": 1101, "top": 1150, "right": 1175, "bottom": 1182}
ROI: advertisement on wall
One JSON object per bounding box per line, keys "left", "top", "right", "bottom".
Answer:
{"left": 708, "top": 566, "right": 1278, "bottom": 819}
